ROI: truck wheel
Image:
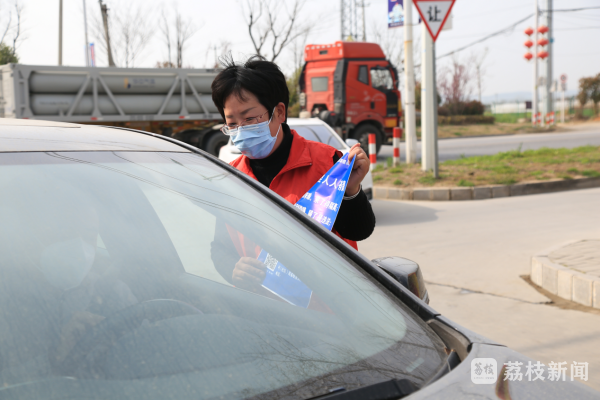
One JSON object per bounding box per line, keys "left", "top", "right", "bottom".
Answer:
{"left": 351, "top": 124, "right": 383, "bottom": 154}
{"left": 204, "top": 133, "right": 229, "bottom": 157}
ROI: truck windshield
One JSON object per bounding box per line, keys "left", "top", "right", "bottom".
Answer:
{"left": 311, "top": 77, "right": 328, "bottom": 92}
{"left": 370, "top": 68, "right": 394, "bottom": 91}
{"left": 0, "top": 151, "right": 445, "bottom": 399}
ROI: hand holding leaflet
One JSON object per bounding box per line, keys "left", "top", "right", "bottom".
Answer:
{"left": 260, "top": 153, "right": 356, "bottom": 307}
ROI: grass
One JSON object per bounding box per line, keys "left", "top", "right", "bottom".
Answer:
{"left": 487, "top": 112, "right": 531, "bottom": 124}
{"left": 371, "top": 145, "right": 600, "bottom": 188}
{"left": 582, "top": 170, "right": 600, "bottom": 178}
{"left": 457, "top": 179, "right": 474, "bottom": 187}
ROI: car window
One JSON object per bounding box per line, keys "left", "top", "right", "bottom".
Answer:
{"left": 291, "top": 125, "right": 346, "bottom": 150}
{"left": 311, "top": 76, "right": 328, "bottom": 92}
{"left": 358, "top": 65, "right": 369, "bottom": 85}
{"left": 370, "top": 68, "right": 394, "bottom": 91}
{"left": 0, "top": 151, "right": 444, "bottom": 399}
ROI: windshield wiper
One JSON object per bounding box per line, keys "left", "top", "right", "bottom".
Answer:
{"left": 306, "top": 379, "right": 417, "bottom": 400}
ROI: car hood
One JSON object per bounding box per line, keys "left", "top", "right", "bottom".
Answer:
{"left": 413, "top": 316, "right": 597, "bottom": 399}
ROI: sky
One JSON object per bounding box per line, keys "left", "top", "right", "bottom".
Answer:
{"left": 9, "top": 0, "right": 600, "bottom": 102}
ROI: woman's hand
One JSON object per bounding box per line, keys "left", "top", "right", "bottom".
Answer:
{"left": 345, "top": 143, "right": 369, "bottom": 197}
{"left": 232, "top": 257, "right": 267, "bottom": 292}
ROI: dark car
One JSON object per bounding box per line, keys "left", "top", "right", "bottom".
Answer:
{"left": 0, "top": 119, "right": 595, "bottom": 399}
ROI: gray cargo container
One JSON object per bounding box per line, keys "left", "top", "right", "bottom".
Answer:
{"left": 0, "top": 64, "right": 228, "bottom": 155}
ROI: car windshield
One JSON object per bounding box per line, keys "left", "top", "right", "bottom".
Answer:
{"left": 0, "top": 151, "right": 445, "bottom": 399}
{"left": 291, "top": 125, "right": 346, "bottom": 150}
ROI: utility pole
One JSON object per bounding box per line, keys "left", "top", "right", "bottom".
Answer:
{"left": 99, "top": 1, "right": 116, "bottom": 67}
{"left": 432, "top": 42, "right": 439, "bottom": 178}
{"left": 58, "top": 0, "right": 63, "bottom": 65}
{"left": 83, "top": 0, "right": 90, "bottom": 66}
{"left": 359, "top": 1, "right": 367, "bottom": 41}
{"left": 532, "top": 0, "right": 539, "bottom": 127}
{"left": 340, "top": 0, "right": 358, "bottom": 41}
{"left": 403, "top": 0, "right": 417, "bottom": 164}
{"left": 421, "top": 22, "right": 434, "bottom": 172}
{"left": 543, "top": 0, "right": 553, "bottom": 120}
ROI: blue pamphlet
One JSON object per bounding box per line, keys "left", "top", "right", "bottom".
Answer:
{"left": 293, "top": 152, "right": 355, "bottom": 231}
{"left": 259, "top": 249, "right": 312, "bottom": 308}
{"left": 260, "top": 153, "right": 355, "bottom": 307}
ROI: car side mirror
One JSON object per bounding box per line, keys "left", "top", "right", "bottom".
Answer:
{"left": 372, "top": 257, "right": 429, "bottom": 304}
{"left": 345, "top": 138, "right": 359, "bottom": 147}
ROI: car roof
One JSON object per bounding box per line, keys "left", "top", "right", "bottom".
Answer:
{"left": 0, "top": 118, "right": 190, "bottom": 153}
{"left": 287, "top": 118, "right": 330, "bottom": 126}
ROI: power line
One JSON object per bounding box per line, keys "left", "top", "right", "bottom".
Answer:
{"left": 436, "top": 14, "right": 533, "bottom": 60}
{"left": 541, "top": 6, "right": 600, "bottom": 13}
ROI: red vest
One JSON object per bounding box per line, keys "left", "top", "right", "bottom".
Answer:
{"left": 230, "top": 129, "right": 359, "bottom": 250}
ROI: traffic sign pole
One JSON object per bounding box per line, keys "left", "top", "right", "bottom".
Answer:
{"left": 403, "top": 0, "right": 417, "bottom": 164}
{"left": 414, "top": 0, "right": 455, "bottom": 177}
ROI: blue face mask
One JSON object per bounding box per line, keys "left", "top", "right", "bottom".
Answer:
{"left": 231, "top": 109, "right": 281, "bottom": 159}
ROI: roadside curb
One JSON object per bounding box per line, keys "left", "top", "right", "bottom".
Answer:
{"left": 530, "top": 240, "right": 600, "bottom": 309}
{"left": 373, "top": 177, "right": 600, "bottom": 201}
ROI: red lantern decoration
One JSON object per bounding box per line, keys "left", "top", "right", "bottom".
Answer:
{"left": 538, "top": 25, "right": 549, "bottom": 34}
{"left": 537, "top": 38, "right": 549, "bottom": 47}
{"left": 524, "top": 27, "right": 534, "bottom": 36}
{"left": 524, "top": 52, "right": 533, "bottom": 61}
{"left": 537, "top": 51, "right": 548, "bottom": 59}
{"left": 524, "top": 40, "right": 533, "bottom": 48}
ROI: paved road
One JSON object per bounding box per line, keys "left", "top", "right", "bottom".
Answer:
{"left": 359, "top": 188, "right": 600, "bottom": 390}
{"left": 377, "top": 123, "right": 600, "bottom": 162}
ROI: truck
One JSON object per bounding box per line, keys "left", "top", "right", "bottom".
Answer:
{"left": 0, "top": 64, "right": 229, "bottom": 155}
{"left": 298, "top": 41, "right": 401, "bottom": 154}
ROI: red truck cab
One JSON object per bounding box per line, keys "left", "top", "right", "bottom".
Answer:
{"left": 299, "top": 41, "right": 401, "bottom": 153}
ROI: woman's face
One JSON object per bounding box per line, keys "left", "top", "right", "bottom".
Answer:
{"left": 223, "top": 90, "right": 286, "bottom": 139}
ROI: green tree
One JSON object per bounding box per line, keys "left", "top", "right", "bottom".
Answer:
{"left": 577, "top": 77, "right": 591, "bottom": 117}
{"left": 286, "top": 66, "right": 302, "bottom": 118}
{"left": 590, "top": 74, "right": 600, "bottom": 115}
{"left": 0, "top": 43, "right": 18, "bottom": 65}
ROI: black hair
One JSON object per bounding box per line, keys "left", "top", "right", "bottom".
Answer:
{"left": 211, "top": 55, "right": 289, "bottom": 122}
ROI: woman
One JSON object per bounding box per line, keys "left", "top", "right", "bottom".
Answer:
{"left": 210, "top": 56, "right": 376, "bottom": 291}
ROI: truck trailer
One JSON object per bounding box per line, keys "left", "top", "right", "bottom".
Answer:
{"left": 0, "top": 64, "right": 229, "bottom": 155}
{"left": 299, "top": 41, "right": 401, "bottom": 154}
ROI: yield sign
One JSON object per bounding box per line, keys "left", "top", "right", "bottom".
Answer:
{"left": 414, "top": 0, "right": 456, "bottom": 41}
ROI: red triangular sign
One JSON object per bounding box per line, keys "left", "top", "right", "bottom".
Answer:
{"left": 414, "top": 0, "right": 456, "bottom": 42}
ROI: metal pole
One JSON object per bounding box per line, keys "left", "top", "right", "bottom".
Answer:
{"left": 83, "top": 0, "right": 90, "bottom": 66}
{"left": 545, "top": 0, "right": 553, "bottom": 118}
{"left": 58, "top": 0, "right": 63, "bottom": 65}
{"left": 532, "top": 0, "right": 539, "bottom": 127}
{"left": 340, "top": 0, "right": 344, "bottom": 40}
{"left": 100, "top": 1, "right": 116, "bottom": 67}
{"left": 561, "top": 88, "right": 565, "bottom": 123}
{"left": 403, "top": 0, "right": 417, "bottom": 164}
{"left": 421, "top": 22, "right": 434, "bottom": 172}
{"left": 360, "top": 0, "right": 366, "bottom": 41}
{"left": 432, "top": 41, "right": 439, "bottom": 179}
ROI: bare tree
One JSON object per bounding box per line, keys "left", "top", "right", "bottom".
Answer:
{"left": 472, "top": 47, "right": 488, "bottom": 103}
{"left": 0, "top": 1, "right": 25, "bottom": 61}
{"left": 158, "top": 8, "right": 199, "bottom": 68}
{"left": 203, "top": 40, "right": 232, "bottom": 68}
{"left": 174, "top": 12, "right": 197, "bottom": 68}
{"left": 159, "top": 11, "right": 172, "bottom": 67}
{"left": 242, "top": 0, "right": 313, "bottom": 62}
{"left": 437, "top": 55, "right": 475, "bottom": 114}
{"left": 369, "top": 21, "right": 402, "bottom": 68}
{"left": 90, "top": 3, "right": 154, "bottom": 67}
